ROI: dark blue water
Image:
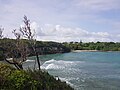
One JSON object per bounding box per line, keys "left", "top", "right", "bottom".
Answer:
{"left": 24, "top": 52, "right": 120, "bottom": 90}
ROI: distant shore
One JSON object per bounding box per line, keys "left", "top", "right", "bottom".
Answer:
{"left": 72, "top": 50, "right": 120, "bottom": 52}
{"left": 72, "top": 50, "right": 98, "bottom": 52}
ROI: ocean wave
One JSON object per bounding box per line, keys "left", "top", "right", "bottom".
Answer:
{"left": 43, "top": 59, "right": 56, "bottom": 64}
{"left": 41, "top": 59, "right": 84, "bottom": 70}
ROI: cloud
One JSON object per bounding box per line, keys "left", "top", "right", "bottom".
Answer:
{"left": 0, "top": 0, "right": 120, "bottom": 42}
{"left": 33, "top": 23, "right": 118, "bottom": 42}
{"left": 73, "top": 0, "right": 120, "bottom": 11}
{"left": 2, "top": 20, "right": 120, "bottom": 42}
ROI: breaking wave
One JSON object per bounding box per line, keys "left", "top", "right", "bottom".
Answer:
{"left": 41, "top": 59, "right": 84, "bottom": 70}
{"left": 40, "top": 59, "right": 85, "bottom": 90}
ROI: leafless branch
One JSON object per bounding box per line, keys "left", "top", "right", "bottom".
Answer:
{"left": 20, "top": 15, "right": 41, "bottom": 70}
{"left": 0, "top": 26, "right": 4, "bottom": 39}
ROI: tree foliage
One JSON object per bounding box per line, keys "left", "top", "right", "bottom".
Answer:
{"left": 63, "top": 41, "right": 120, "bottom": 51}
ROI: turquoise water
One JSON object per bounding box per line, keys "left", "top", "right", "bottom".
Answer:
{"left": 23, "top": 52, "right": 120, "bottom": 90}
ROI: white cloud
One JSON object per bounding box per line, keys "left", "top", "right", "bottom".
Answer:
{"left": 33, "top": 23, "right": 118, "bottom": 42}
{"left": 73, "top": 0, "right": 120, "bottom": 11}
{"left": 0, "top": 0, "right": 120, "bottom": 42}
{"left": 2, "top": 21, "right": 120, "bottom": 42}
{"left": 91, "top": 32, "right": 110, "bottom": 38}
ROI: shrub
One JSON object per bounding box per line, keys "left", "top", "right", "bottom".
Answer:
{"left": 0, "top": 63, "right": 15, "bottom": 77}
{"left": 7, "top": 70, "right": 32, "bottom": 90}
{"left": 0, "top": 63, "right": 15, "bottom": 89}
{"left": 0, "top": 63, "right": 74, "bottom": 90}
{"left": 27, "top": 69, "right": 74, "bottom": 90}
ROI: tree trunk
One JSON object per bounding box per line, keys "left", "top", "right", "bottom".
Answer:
{"left": 4, "top": 56, "right": 23, "bottom": 70}
{"left": 36, "top": 51, "right": 40, "bottom": 70}
{"left": 32, "top": 46, "right": 41, "bottom": 70}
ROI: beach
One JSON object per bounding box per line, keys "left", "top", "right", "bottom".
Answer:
{"left": 72, "top": 50, "right": 98, "bottom": 52}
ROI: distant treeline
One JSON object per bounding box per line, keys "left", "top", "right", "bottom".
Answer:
{"left": 0, "top": 38, "right": 70, "bottom": 60}
{"left": 1, "top": 38, "right": 120, "bottom": 60}
{"left": 62, "top": 41, "right": 120, "bottom": 51}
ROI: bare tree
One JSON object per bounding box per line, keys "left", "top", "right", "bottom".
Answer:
{"left": 0, "top": 26, "right": 4, "bottom": 60}
{"left": 0, "top": 26, "right": 4, "bottom": 39}
{"left": 0, "top": 26, "right": 28, "bottom": 70}
{"left": 1, "top": 16, "right": 40, "bottom": 70}
{"left": 12, "top": 29, "right": 28, "bottom": 62}
{"left": 4, "top": 30, "right": 28, "bottom": 70}
{"left": 19, "top": 16, "right": 41, "bottom": 70}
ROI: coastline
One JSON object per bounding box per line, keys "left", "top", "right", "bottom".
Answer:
{"left": 72, "top": 50, "right": 98, "bottom": 52}
{"left": 72, "top": 50, "right": 120, "bottom": 52}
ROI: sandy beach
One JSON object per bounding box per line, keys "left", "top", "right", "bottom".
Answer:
{"left": 72, "top": 50, "right": 98, "bottom": 52}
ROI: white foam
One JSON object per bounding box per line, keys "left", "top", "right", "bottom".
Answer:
{"left": 41, "top": 59, "right": 67, "bottom": 70}
{"left": 44, "top": 59, "right": 56, "bottom": 64}
{"left": 41, "top": 59, "right": 83, "bottom": 70}
{"left": 25, "top": 59, "right": 35, "bottom": 62}
{"left": 40, "top": 59, "right": 84, "bottom": 89}
{"left": 59, "top": 77, "right": 75, "bottom": 86}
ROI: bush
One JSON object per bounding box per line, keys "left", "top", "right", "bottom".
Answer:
{"left": 0, "top": 63, "right": 74, "bottom": 90}
{"left": 0, "top": 63, "right": 15, "bottom": 89}
{"left": 26, "top": 69, "right": 74, "bottom": 90}
{"left": 7, "top": 70, "right": 33, "bottom": 90}
{"left": 0, "top": 63, "right": 15, "bottom": 78}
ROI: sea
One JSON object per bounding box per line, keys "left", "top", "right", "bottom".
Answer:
{"left": 23, "top": 51, "right": 120, "bottom": 90}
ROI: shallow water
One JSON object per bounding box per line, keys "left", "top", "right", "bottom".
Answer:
{"left": 23, "top": 52, "right": 120, "bottom": 90}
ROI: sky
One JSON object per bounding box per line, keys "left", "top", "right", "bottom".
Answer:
{"left": 0, "top": 0, "right": 120, "bottom": 42}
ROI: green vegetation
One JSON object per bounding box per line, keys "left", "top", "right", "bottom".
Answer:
{"left": 63, "top": 41, "right": 120, "bottom": 51}
{"left": 0, "top": 63, "right": 73, "bottom": 90}
{"left": 0, "top": 38, "right": 70, "bottom": 61}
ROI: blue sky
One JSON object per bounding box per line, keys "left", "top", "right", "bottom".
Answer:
{"left": 0, "top": 0, "right": 120, "bottom": 42}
